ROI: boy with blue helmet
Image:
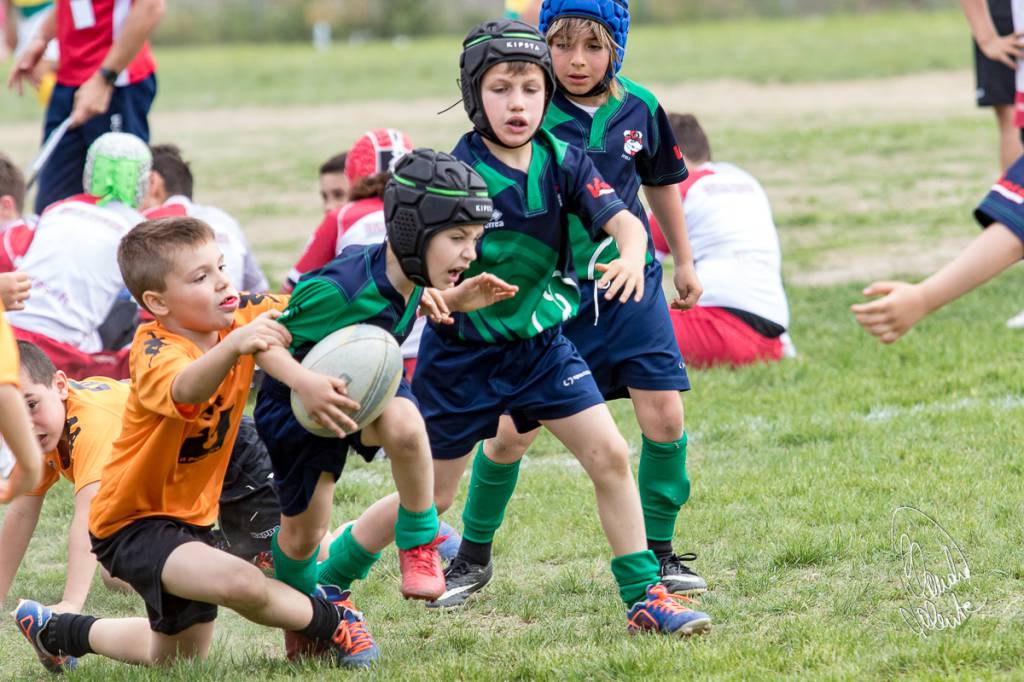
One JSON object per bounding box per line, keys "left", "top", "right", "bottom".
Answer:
{"left": 410, "top": 18, "right": 710, "bottom": 635}
{"left": 466, "top": 0, "right": 710, "bottom": 602}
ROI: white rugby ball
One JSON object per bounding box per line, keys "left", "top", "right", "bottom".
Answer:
{"left": 290, "top": 324, "right": 403, "bottom": 437}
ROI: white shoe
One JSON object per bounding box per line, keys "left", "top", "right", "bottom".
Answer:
{"left": 780, "top": 332, "right": 798, "bottom": 358}
{"left": 1007, "top": 310, "right": 1024, "bottom": 329}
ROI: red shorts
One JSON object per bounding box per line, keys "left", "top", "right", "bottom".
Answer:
{"left": 670, "top": 306, "right": 783, "bottom": 369}
{"left": 403, "top": 357, "right": 417, "bottom": 383}
{"left": 12, "top": 327, "right": 130, "bottom": 380}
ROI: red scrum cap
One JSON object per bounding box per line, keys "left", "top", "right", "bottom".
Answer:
{"left": 345, "top": 128, "right": 414, "bottom": 185}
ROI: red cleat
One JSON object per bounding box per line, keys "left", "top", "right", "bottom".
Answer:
{"left": 284, "top": 630, "right": 329, "bottom": 662}
{"left": 398, "top": 535, "right": 446, "bottom": 600}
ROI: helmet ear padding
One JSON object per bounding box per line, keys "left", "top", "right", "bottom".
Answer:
{"left": 384, "top": 149, "right": 493, "bottom": 288}
{"left": 459, "top": 19, "right": 556, "bottom": 148}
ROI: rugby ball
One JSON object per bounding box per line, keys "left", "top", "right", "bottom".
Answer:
{"left": 290, "top": 324, "right": 403, "bottom": 437}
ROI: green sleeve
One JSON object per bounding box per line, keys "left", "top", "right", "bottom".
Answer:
{"left": 280, "top": 278, "right": 350, "bottom": 351}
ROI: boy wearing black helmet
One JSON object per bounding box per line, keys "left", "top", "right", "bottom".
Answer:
{"left": 411, "top": 19, "right": 710, "bottom": 635}
{"left": 253, "top": 149, "right": 516, "bottom": 666}
{"left": 480, "top": 0, "right": 709, "bottom": 598}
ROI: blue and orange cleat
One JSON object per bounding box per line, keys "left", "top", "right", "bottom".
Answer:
{"left": 13, "top": 600, "right": 78, "bottom": 673}
{"left": 626, "top": 584, "right": 712, "bottom": 636}
{"left": 320, "top": 585, "right": 379, "bottom": 668}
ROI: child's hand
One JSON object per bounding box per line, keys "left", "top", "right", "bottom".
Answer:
{"left": 294, "top": 370, "right": 361, "bottom": 437}
{"left": 596, "top": 259, "right": 644, "bottom": 303}
{"left": 228, "top": 310, "right": 292, "bottom": 356}
{"left": 447, "top": 273, "right": 518, "bottom": 313}
{"left": 0, "top": 272, "right": 31, "bottom": 311}
{"left": 850, "top": 281, "right": 928, "bottom": 344}
{"left": 670, "top": 261, "right": 702, "bottom": 310}
{"left": 419, "top": 288, "right": 453, "bottom": 325}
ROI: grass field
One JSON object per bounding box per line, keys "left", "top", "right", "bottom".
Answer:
{"left": 2, "top": 8, "right": 1024, "bottom": 680}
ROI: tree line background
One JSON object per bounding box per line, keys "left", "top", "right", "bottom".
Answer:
{"left": 156, "top": 0, "right": 948, "bottom": 44}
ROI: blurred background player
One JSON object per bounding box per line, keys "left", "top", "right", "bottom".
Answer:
{"left": 285, "top": 128, "right": 423, "bottom": 378}
{"left": 6, "top": 132, "right": 149, "bottom": 379}
{"left": 960, "top": 0, "right": 1023, "bottom": 171}
{"left": 318, "top": 151, "right": 349, "bottom": 213}
{"left": 0, "top": 153, "right": 33, "bottom": 313}
{"left": 0, "top": 301, "right": 42, "bottom": 503}
{"left": 142, "top": 143, "right": 269, "bottom": 293}
{"left": 4, "top": 1, "right": 58, "bottom": 106}
{"left": 7, "top": 0, "right": 164, "bottom": 213}
{"left": 505, "top": 0, "right": 542, "bottom": 23}
{"left": 651, "top": 114, "right": 792, "bottom": 368}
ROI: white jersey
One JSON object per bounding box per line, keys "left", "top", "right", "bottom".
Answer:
{"left": 7, "top": 198, "right": 142, "bottom": 352}
{"left": 145, "top": 196, "right": 269, "bottom": 293}
{"left": 674, "top": 162, "right": 790, "bottom": 329}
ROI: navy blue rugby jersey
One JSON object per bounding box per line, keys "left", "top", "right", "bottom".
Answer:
{"left": 543, "top": 76, "right": 688, "bottom": 278}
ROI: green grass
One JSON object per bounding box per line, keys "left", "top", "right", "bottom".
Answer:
{"left": 3, "top": 272, "right": 1023, "bottom": 679}
{"left": 2, "top": 7, "right": 1023, "bottom": 678}
{"left": 0, "top": 8, "right": 974, "bottom": 122}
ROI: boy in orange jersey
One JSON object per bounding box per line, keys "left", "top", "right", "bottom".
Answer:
{"left": 0, "top": 341, "right": 131, "bottom": 613}
{"left": 13, "top": 216, "right": 375, "bottom": 673}
{"left": 0, "top": 301, "right": 42, "bottom": 503}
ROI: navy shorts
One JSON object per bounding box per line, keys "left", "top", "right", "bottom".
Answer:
{"left": 254, "top": 375, "right": 415, "bottom": 517}
{"left": 563, "top": 261, "right": 690, "bottom": 401}
{"left": 412, "top": 326, "right": 605, "bottom": 460}
{"left": 34, "top": 74, "right": 157, "bottom": 213}
{"left": 90, "top": 517, "right": 218, "bottom": 635}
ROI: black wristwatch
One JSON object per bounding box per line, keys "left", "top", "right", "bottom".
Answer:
{"left": 99, "top": 67, "right": 118, "bottom": 86}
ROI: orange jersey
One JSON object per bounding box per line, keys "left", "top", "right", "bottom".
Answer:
{"left": 88, "top": 293, "right": 288, "bottom": 539}
{"left": 0, "top": 305, "right": 19, "bottom": 387}
{"left": 28, "top": 377, "right": 128, "bottom": 497}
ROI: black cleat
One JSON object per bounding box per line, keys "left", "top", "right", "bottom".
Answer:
{"left": 425, "top": 558, "right": 493, "bottom": 609}
{"left": 658, "top": 552, "right": 708, "bottom": 595}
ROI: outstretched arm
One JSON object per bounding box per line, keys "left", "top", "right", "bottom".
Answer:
{"left": 598, "top": 210, "right": 647, "bottom": 303}
{"left": 851, "top": 223, "right": 1024, "bottom": 343}
{"left": 0, "top": 384, "right": 42, "bottom": 502}
{"left": 49, "top": 482, "right": 103, "bottom": 613}
{"left": 0, "top": 493, "right": 44, "bottom": 606}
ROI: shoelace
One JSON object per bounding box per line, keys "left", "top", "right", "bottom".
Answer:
{"left": 646, "top": 585, "right": 697, "bottom": 616}
{"left": 332, "top": 599, "right": 375, "bottom": 655}
{"left": 666, "top": 552, "right": 699, "bottom": 575}
{"left": 405, "top": 535, "right": 447, "bottom": 574}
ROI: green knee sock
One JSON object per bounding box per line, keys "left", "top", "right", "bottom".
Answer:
{"left": 637, "top": 433, "right": 690, "bottom": 543}
{"left": 461, "top": 443, "right": 521, "bottom": 545}
{"left": 395, "top": 504, "right": 439, "bottom": 550}
{"left": 271, "top": 531, "right": 320, "bottom": 596}
{"left": 611, "top": 550, "right": 662, "bottom": 606}
{"left": 318, "top": 525, "right": 382, "bottom": 591}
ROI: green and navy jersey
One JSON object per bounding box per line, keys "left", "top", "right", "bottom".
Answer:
{"left": 447, "top": 130, "right": 628, "bottom": 344}
{"left": 543, "top": 76, "right": 688, "bottom": 279}
{"left": 280, "top": 242, "right": 422, "bottom": 357}
{"left": 975, "top": 156, "right": 1024, "bottom": 247}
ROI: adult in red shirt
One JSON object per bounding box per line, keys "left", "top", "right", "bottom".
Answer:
{"left": 7, "top": 0, "right": 164, "bottom": 213}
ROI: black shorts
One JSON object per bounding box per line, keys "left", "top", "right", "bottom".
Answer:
{"left": 974, "top": 10, "right": 1016, "bottom": 106}
{"left": 90, "top": 518, "right": 219, "bottom": 635}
